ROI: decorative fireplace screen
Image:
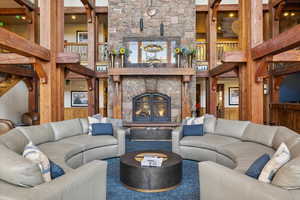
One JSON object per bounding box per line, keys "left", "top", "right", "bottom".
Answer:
{"left": 133, "top": 93, "right": 171, "bottom": 122}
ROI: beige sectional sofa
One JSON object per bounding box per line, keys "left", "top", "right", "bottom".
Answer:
{"left": 0, "top": 118, "right": 126, "bottom": 200}
{"left": 172, "top": 115, "right": 300, "bottom": 200}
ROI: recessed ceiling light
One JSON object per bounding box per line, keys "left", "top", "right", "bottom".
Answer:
{"left": 217, "top": 26, "right": 222, "bottom": 31}
{"left": 21, "top": 16, "right": 26, "bottom": 20}
{"left": 71, "top": 15, "right": 77, "bottom": 20}
{"left": 283, "top": 12, "right": 289, "bottom": 17}
{"left": 229, "top": 13, "right": 235, "bottom": 18}
{"left": 291, "top": 13, "right": 296, "bottom": 17}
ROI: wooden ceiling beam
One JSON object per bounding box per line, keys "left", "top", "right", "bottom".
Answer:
{"left": 266, "top": 50, "right": 300, "bottom": 62}
{"left": 0, "top": 27, "right": 50, "bottom": 61}
{"left": 272, "top": 63, "right": 300, "bottom": 77}
{"left": 251, "top": 24, "right": 300, "bottom": 60}
{"left": 80, "top": 0, "right": 95, "bottom": 23}
{"left": 271, "top": 0, "right": 286, "bottom": 7}
{"left": 0, "top": 53, "right": 36, "bottom": 64}
{"left": 63, "top": 63, "right": 95, "bottom": 78}
{"left": 0, "top": 8, "right": 26, "bottom": 15}
{"left": 209, "top": 0, "right": 222, "bottom": 21}
{"left": 209, "top": 62, "right": 239, "bottom": 77}
{"left": 14, "top": 0, "right": 36, "bottom": 11}
{"left": 221, "top": 51, "right": 247, "bottom": 63}
{"left": 56, "top": 52, "right": 80, "bottom": 64}
{"left": 0, "top": 64, "right": 33, "bottom": 77}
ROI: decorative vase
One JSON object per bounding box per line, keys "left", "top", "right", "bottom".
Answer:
{"left": 110, "top": 54, "right": 115, "bottom": 68}
{"left": 120, "top": 54, "right": 125, "bottom": 68}
{"left": 188, "top": 54, "right": 193, "bottom": 68}
{"left": 176, "top": 54, "right": 181, "bottom": 68}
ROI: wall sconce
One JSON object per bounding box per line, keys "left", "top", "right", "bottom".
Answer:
{"left": 140, "top": 18, "right": 144, "bottom": 32}
{"left": 160, "top": 22, "right": 164, "bottom": 36}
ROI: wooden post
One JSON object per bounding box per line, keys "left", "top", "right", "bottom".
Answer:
{"left": 87, "top": 0, "right": 98, "bottom": 116}
{"left": 39, "top": 0, "right": 64, "bottom": 123}
{"left": 206, "top": 1, "right": 218, "bottom": 115}
{"left": 88, "top": 78, "right": 99, "bottom": 116}
{"left": 182, "top": 75, "right": 192, "bottom": 119}
{"left": 239, "top": 0, "right": 264, "bottom": 123}
{"left": 27, "top": 0, "right": 38, "bottom": 114}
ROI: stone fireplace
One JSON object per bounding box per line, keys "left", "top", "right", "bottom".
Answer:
{"left": 133, "top": 93, "right": 171, "bottom": 123}
{"left": 107, "top": 0, "right": 196, "bottom": 123}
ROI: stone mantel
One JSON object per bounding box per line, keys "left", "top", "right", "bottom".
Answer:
{"left": 108, "top": 68, "right": 196, "bottom": 76}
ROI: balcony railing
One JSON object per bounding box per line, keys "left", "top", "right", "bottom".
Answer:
{"left": 195, "top": 41, "right": 239, "bottom": 62}
{"left": 63, "top": 41, "right": 239, "bottom": 66}
{"left": 64, "top": 42, "right": 109, "bottom": 63}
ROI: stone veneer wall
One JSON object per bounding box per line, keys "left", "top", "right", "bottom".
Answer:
{"left": 107, "top": 0, "right": 196, "bottom": 121}
{"left": 108, "top": 0, "right": 196, "bottom": 47}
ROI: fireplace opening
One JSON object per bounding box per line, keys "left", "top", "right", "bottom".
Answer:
{"left": 133, "top": 93, "right": 171, "bottom": 122}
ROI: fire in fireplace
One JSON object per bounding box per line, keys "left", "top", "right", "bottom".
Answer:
{"left": 133, "top": 93, "right": 171, "bottom": 122}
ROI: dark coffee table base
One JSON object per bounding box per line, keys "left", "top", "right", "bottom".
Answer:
{"left": 120, "top": 151, "right": 182, "bottom": 193}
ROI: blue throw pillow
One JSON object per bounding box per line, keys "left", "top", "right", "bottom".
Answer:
{"left": 245, "top": 154, "right": 270, "bottom": 179}
{"left": 92, "top": 123, "right": 113, "bottom": 136}
{"left": 50, "top": 160, "right": 65, "bottom": 179}
{"left": 183, "top": 124, "right": 204, "bottom": 136}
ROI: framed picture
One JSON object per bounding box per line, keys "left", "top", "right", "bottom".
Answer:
{"left": 228, "top": 87, "right": 239, "bottom": 105}
{"left": 71, "top": 91, "right": 88, "bottom": 107}
{"left": 76, "top": 31, "right": 88, "bottom": 43}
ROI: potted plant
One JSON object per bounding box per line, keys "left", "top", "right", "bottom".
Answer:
{"left": 182, "top": 47, "right": 196, "bottom": 68}
{"left": 118, "top": 47, "right": 131, "bottom": 68}
{"left": 174, "top": 47, "right": 183, "bottom": 68}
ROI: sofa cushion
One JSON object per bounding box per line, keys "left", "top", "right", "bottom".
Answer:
{"left": 49, "top": 160, "right": 65, "bottom": 180}
{"left": 285, "top": 136, "right": 300, "bottom": 158}
{"left": 92, "top": 123, "right": 113, "bottom": 136}
{"left": 0, "top": 144, "right": 43, "bottom": 187}
{"left": 272, "top": 156, "right": 300, "bottom": 189}
{"left": 0, "top": 128, "right": 29, "bottom": 154}
{"left": 245, "top": 154, "right": 270, "bottom": 179}
{"left": 214, "top": 119, "right": 250, "bottom": 139}
{"left": 242, "top": 123, "right": 279, "bottom": 147}
{"left": 23, "top": 142, "right": 51, "bottom": 183}
{"left": 79, "top": 118, "right": 89, "bottom": 134}
{"left": 203, "top": 114, "right": 216, "bottom": 133}
{"left": 18, "top": 124, "right": 55, "bottom": 145}
{"left": 218, "top": 142, "right": 275, "bottom": 172}
{"left": 59, "top": 135, "right": 118, "bottom": 150}
{"left": 180, "top": 134, "right": 239, "bottom": 151}
{"left": 38, "top": 142, "right": 84, "bottom": 171}
{"left": 259, "top": 143, "right": 291, "bottom": 183}
{"left": 183, "top": 124, "right": 204, "bottom": 136}
{"left": 272, "top": 126, "right": 298, "bottom": 150}
{"left": 50, "top": 119, "right": 84, "bottom": 140}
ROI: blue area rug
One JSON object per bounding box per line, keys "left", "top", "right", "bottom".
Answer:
{"left": 106, "top": 139, "right": 200, "bottom": 200}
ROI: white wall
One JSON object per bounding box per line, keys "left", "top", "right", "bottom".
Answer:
{"left": 0, "top": 81, "right": 28, "bottom": 123}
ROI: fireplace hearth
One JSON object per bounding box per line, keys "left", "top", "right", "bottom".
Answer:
{"left": 133, "top": 93, "right": 171, "bottom": 123}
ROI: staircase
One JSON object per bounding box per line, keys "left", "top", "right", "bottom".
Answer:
{"left": 0, "top": 75, "right": 22, "bottom": 97}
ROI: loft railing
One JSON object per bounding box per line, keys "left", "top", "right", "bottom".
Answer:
{"left": 64, "top": 42, "right": 109, "bottom": 63}
{"left": 195, "top": 41, "right": 239, "bottom": 62}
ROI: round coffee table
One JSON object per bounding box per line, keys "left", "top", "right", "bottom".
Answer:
{"left": 120, "top": 150, "right": 182, "bottom": 193}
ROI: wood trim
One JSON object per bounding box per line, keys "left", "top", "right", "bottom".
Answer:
{"left": 0, "top": 27, "right": 50, "bottom": 61}
{"left": 56, "top": 52, "right": 80, "bottom": 64}
{"left": 272, "top": 63, "right": 300, "bottom": 77}
{"left": 196, "top": 4, "right": 269, "bottom": 12}
{"left": 221, "top": 51, "right": 247, "bottom": 63}
{"left": 14, "top": 0, "right": 36, "bottom": 11}
{"left": 108, "top": 68, "right": 195, "bottom": 76}
{"left": 0, "top": 64, "right": 33, "bottom": 77}
{"left": 267, "top": 50, "right": 300, "bottom": 62}
{"left": 251, "top": 24, "right": 300, "bottom": 60}
{"left": 0, "top": 53, "right": 36, "bottom": 64}
{"left": 209, "top": 63, "right": 239, "bottom": 77}
{"left": 63, "top": 63, "right": 95, "bottom": 77}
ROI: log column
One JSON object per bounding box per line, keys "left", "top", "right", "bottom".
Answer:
{"left": 182, "top": 75, "right": 192, "bottom": 119}
{"left": 206, "top": 1, "right": 218, "bottom": 115}
{"left": 39, "top": 0, "right": 65, "bottom": 123}
{"left": 239, "top": 0, "right": 264, "bottom": 123}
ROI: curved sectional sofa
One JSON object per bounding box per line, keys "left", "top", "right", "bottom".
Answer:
{"left": 172, "top": 115, "right": 300, "bottom": 200}
{"left": 0, "top": 118, "right": 126, "bottom": 200}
